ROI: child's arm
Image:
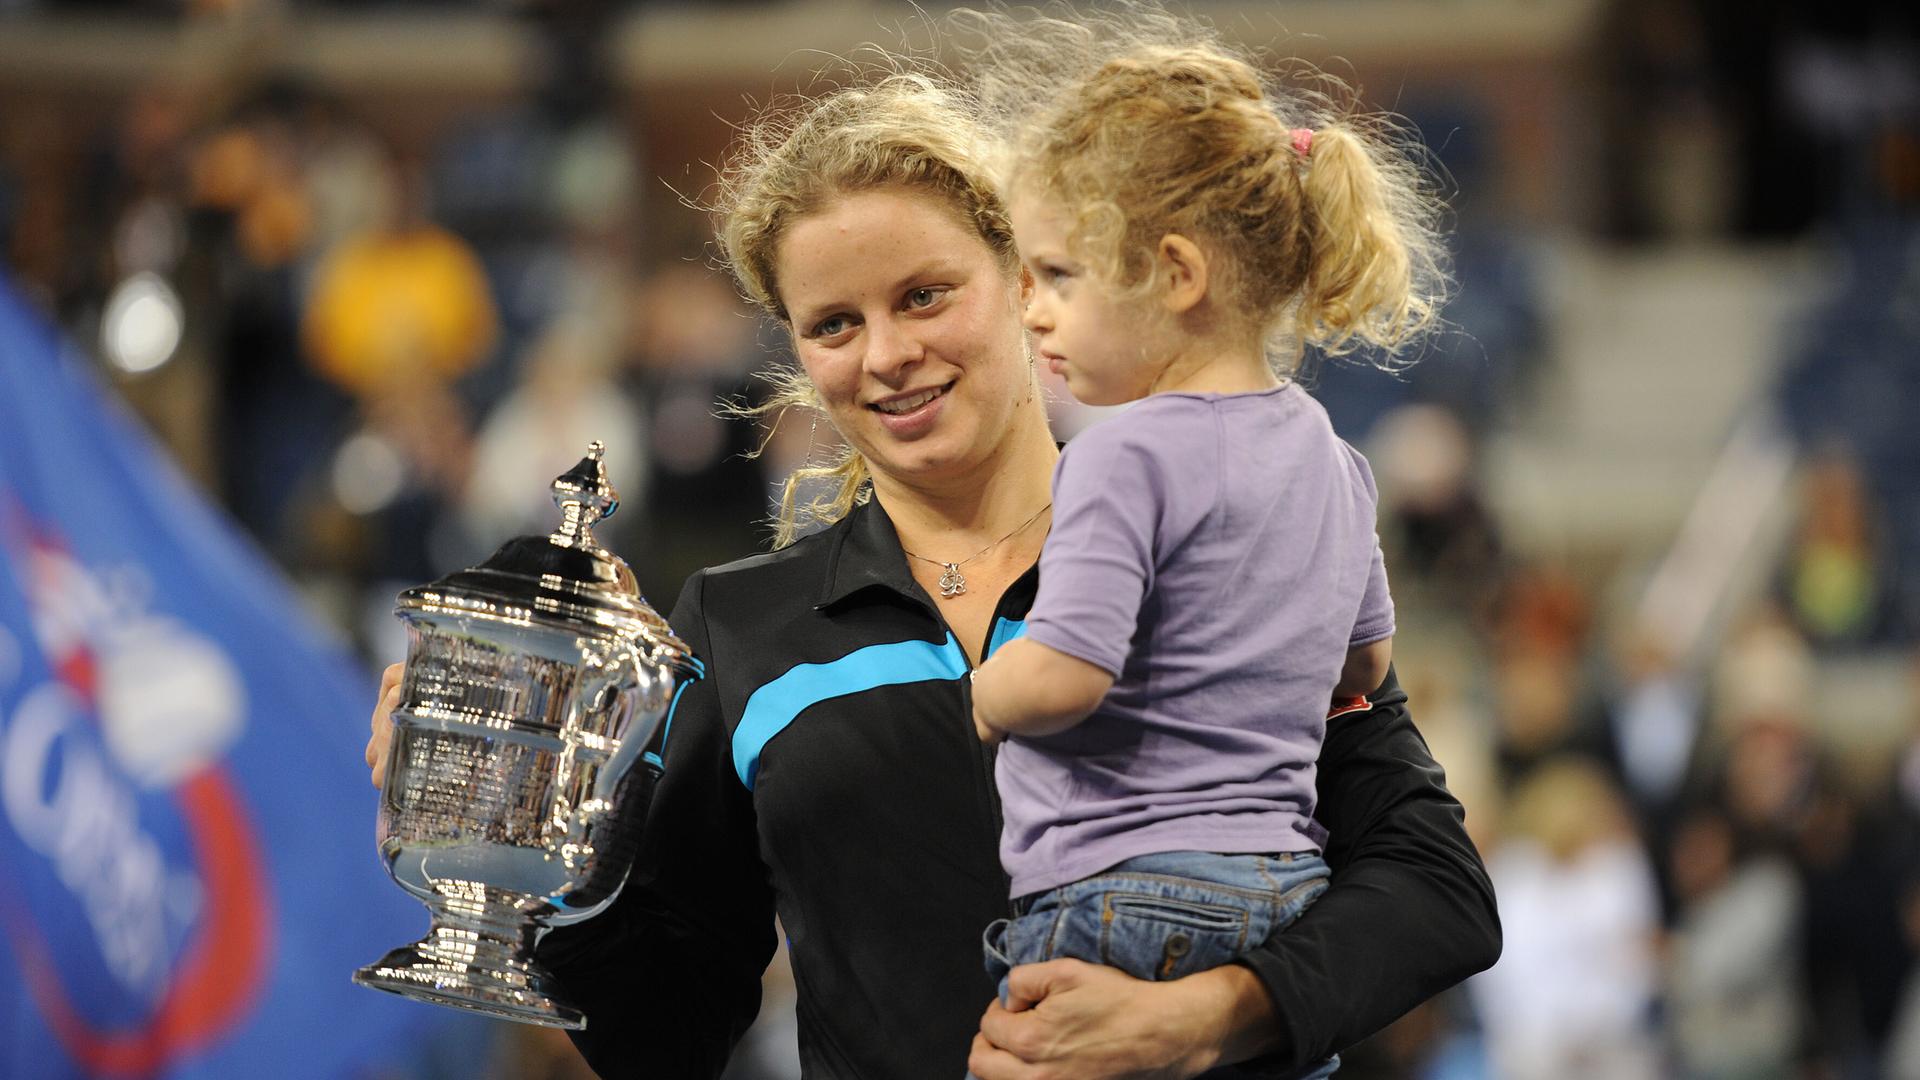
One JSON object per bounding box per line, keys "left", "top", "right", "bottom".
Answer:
{"left": 971, "top": 637, "right": 1115, "bottom": 743}
{"left": 1333, "top": 636, "right": 1393, "bottom": 701}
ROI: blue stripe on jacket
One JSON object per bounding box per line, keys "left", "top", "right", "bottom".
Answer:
{"left": 732, "top": 618, "right": 1028, "bottom": 790}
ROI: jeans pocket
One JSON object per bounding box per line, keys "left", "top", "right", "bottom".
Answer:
{"left": 1273, "top": 874, "right": 1330, "bottom": 927}
{"left": 982, "top": 918, "right": 1013, "bottom": 982}
{"left": 1099, "top": 892, "right": 1250, "bottom": 981}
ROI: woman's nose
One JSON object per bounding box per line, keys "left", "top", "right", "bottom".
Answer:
{"left": 863, "top": 315, "right": 924, "bottom": 378}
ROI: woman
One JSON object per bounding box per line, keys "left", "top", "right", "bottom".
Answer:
{"left": 367, "top": 72, "right": 1498, "bottom": 1079}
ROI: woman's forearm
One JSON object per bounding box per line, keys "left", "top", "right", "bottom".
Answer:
{"left": 1233, "top": 668, "right": 1500, "bottom": 1070}
{"left": 1190, "top": 963, "right": 1287, "bottom": 1064}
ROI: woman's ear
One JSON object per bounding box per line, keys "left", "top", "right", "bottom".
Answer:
{"left": 1017, "top": 264, "right": 1035, "bottom": 310}
{"left": 1157, "top": 234, "right": 1209, "bottom": 315}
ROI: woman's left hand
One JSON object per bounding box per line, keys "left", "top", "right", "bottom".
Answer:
{"left": 966, "top": 959, "right": 1250, "bottom": 1079}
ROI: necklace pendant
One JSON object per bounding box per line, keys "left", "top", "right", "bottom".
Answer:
{"left": 937, "top": 563, "right": 967, "bottom": 598}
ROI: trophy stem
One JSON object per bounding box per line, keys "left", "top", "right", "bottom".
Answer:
{"left": 353, "top": 889, "right": 585, "bottom": 1029}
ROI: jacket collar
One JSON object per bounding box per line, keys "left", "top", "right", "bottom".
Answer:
{"left": 815, "top": 496, "right": 926, "bottom": 610}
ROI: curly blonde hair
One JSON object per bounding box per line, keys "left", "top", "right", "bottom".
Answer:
{"left": 955, "top": 3, "right": 1449, "bottom": 365}
{"left": 711, "top": 71, "right": 1018, "bottom": 547}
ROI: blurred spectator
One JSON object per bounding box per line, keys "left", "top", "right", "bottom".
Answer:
{"left": 1491, "top": 646, "right": 1587, "bottom": 784}
{"left": 1603, "top": 624, "right": 1706, "bottom": 815}
{"left": 1596, "top": 623, "right": 1708, "bottom": 919}
{"left": 1795, "top": 749, "right": 1915, "bottom": 1073}
{"left": 73, "top": 82, "right": 194, "bottom": 304}
{"left": 463, "top": 315, "right": 647, "bottom": 545}
{"left": 1666, "top": 808, "right": 1804, "bottom": 1080}
{"left": 1721, "top": 720, "right": 1818, "bottom": 851}
{"left": 304, "top": 373, "right": 480, "bottom": 657}
{"left": 1885, "top": 659, "right": 1920, "bottom": 1078}
{"left": 1599, "top": 0, "right": 1735, "bottom": 240}
{"left": 621, "top": 263, "right": 776, "bottom": 602}
{"left": 1781, "top": 450, "right": 1893, "bottom": 648}
{"left": 1369, "top": 404, "right": 1504, "bottom": 621}
{"left": 1712, "top": 607, "right": 1817, "bottom": 739}
{"left": 170, "top": 84, "right": 382, "bottom": 546}
{"left": 1789, "top": 714, "right": 1912, "bottom": 1068}
{"left": 1487, "top": 564, "right": 1599, "bottom": 782}
{"left": 1398, "top": 647, "right": 1503, "bottom": 853}
{"left": 1470, "top": 758, "right": 1663, "bottom": 1080}
{"left": 1491, "top": 561, "right": 1591, "bottom": 662}
{"left": 301, "top": 153, "right": 498, "bottom": 400}
{"left": 298, "top": 94, "right": 393, "bottom": 258}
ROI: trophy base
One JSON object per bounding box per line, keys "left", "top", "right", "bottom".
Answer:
{"left": 353, "top": 895, "right": 585, "bottom": 1029}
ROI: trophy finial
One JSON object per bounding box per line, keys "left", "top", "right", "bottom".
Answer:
{"left": 550, "top": 441, "right": 618, "bottom": 548}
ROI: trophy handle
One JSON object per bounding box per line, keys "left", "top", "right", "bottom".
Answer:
{"left": 594, "top": 646, "right": 705, "bottom": 797}
{"left": 592, "top": 643, "right": 676, "bottom": 803}
{"left": 539, "top": 642, "right": 702, "bottom": 871}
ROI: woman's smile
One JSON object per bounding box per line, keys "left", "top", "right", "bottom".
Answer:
{"left": 868, "top": 380, "right": 956, "bottom": 435}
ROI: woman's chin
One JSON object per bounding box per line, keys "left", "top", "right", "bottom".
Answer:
{"left": 863, "top": 427, "right": 990, "bottom": 488}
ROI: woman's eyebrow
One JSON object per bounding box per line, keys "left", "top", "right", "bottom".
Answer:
{"left": 789, "top": 299, "right": 848, "bottom": 328}
{"left": 789, "top": 260, "right": 966, "bottom": 326}
{"left": 889, "top": 259, "right": 963, "bottom": 290}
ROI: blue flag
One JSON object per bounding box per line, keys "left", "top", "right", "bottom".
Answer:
{"left": 0, "top": 276, "right": 487, "bottom": 1077}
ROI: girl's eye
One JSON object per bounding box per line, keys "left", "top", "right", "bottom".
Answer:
{"left": 906, "top": 286, "right": 948, "bottom": 309}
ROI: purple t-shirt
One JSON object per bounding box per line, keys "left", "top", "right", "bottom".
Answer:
{"left": 998, "top": 383, "right": 1394, "bottom": 898}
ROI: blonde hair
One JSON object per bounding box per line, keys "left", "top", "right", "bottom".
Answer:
{"left": 712, "top": 71, "right": 1017, "bottom": 547}
{"left": 956, "top": 3, "right": 1449, "bottom": 365}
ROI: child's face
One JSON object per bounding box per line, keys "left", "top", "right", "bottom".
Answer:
{"left": 1010, "top": 194, "right": 1164, "bottom": 407}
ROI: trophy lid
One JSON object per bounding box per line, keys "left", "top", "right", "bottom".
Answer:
{"left": 397, "top": 442, "right": 694, "bottom": 671}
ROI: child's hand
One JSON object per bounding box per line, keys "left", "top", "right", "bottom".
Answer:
{"left": 974, "top": 708, "right": 1006, "bottom": 746}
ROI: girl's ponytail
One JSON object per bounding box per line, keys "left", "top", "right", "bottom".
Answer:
{"left": 1296, "top": 123, "right": 1443, "bottom": 356}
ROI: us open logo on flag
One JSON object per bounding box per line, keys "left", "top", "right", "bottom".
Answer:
{"left": 0, "top": 511, "right": 273, "bottom": 1075}
{"left": 0, "top": 275, "right": 474, "bottom": 1078}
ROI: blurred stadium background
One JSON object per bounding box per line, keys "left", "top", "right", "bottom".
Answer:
{"left": 1, "top": 0, "right": 1917, "bottom": 1077}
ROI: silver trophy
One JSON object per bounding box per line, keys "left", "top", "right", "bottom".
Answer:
{"left": 353, "top": 442, "right": 701, "bottom": 1029}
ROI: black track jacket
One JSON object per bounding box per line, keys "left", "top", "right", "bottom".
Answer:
{"left": 538, "top": 497, "right": 1500, "bottom": 1078}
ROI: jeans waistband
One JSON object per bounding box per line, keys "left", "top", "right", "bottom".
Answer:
{"left": 1009, "top": 850, "right": 1309, "bottom": 916}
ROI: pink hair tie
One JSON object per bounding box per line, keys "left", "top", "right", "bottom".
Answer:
{"left": 1289, "top": 128, "right": 1314, "bottom": 157}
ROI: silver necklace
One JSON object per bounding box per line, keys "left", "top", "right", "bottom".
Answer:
{"left": 901, "top": 503, "right": 1052, "bottom": 599}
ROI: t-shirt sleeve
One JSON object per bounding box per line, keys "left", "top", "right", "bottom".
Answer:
{"left": 1346, "top": 442, "right": 1395, "bottom": 647}
{"left": 1024, "top": 414, "right": 1213, "bottom": 676}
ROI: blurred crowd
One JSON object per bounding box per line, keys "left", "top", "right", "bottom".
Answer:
{"left": 1, "top": 10, "right": 795, "bottom": 658}
{"left": 3, "top": 1, "right": 1919, "bottom": 1079}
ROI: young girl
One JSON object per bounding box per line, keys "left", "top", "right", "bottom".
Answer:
{"left": 963, "top": 11, "right": 1447, "bottom": 1075}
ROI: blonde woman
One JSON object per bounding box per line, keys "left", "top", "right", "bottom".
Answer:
{"left": 368, "top": 68, "right": 1496, "bottom": 1079}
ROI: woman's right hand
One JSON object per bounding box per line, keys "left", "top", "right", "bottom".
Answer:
{"left": 364, "top": 663, "right": 404, "bottom": 789}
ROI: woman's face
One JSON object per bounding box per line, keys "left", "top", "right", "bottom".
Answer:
{"left": 774, "top": 187, "right": 1034, "bottom": 492}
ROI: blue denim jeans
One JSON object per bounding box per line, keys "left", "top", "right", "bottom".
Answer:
{"left": 977, "top": 851, "right": 1338, "bottom": 1080}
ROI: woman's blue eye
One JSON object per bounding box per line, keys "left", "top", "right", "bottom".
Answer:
{"left": 814, "top": 315, "right": 851, "bottom": 338}
{"left": 907, "top": 287, "right": 946, "bottom": 308}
